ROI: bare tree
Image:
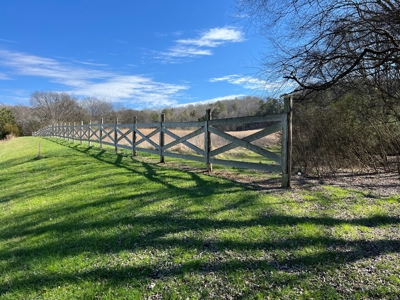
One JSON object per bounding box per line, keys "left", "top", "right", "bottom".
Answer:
{"left": 79, "top": 97, "right": 114, "bottom": 123}
{"left": 237, "top": 0, "right": 400, "bottom": 115}
{"left": 9, "top": 105, "right": 41, "bottom": 136}
{"left": 30, "top": 91, "right": 82, "bottom": 124}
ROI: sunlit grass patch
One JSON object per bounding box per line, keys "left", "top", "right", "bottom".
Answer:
{"left": 0, "top": 137, "right": 399, "bottom": 299}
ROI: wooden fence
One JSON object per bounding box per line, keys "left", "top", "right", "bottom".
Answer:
{"left": 34, "top": 97, "right": 293, "bottom": 187}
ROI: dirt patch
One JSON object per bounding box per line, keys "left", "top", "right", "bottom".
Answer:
{"left": 161, "top": 158, "right": 400, "bottom": 196}
{"left": 294, "top": 171, "right": 400, "bottom": 196}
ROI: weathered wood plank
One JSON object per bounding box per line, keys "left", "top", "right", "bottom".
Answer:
{"left": 116, "top": 128, "right": 133, "bottom": 144}
{"left": 160, "top": 113, "right": 165, "bottom": 163}
{"left": 117, "top": 123, "right": 136, "bottom": 127}
{"left": 101, "top": 141, "right": 115, "bottom": 147}
{"left": 210, "top": 123, "right": 282, "bottom": 157}
{"left": 163, "top": 151, "right": 205, "bottom": 162}
{"left": 136, "top": 122, "right": 160, "bottom": 128}
{"left": 209, "top": 114, "right": 282, "bottom": 126}
{"left": 133, "top": 117, "right": 137, "bottom": 157}
{"left": 281, "top": 96, "right": 293, "bottom": 188}
{"left": 162, "top": 127, "right": 205, "bottom": 155}
{"left": 134, "top": 128, "right": 160, "bottom": 150}
{"left": 205, "top": 110, "right": 212, "bottom": 172}
{"left": 91, "top": 130, "right": 101, "bottom": 141}
{"left": 102, "top": 129, "right": 115, "bottom": 143}
{"left": 135, "top": 147, "right": 159, "bottom": 155}
{"left": 210, "top": 158, "right": 282, "bottom": 172}
{"left": 163, "top": 121, "right": 204, "bottom": 128}
{"left": 115, "top": 143, "right": 132, "bottom": 150}
{"left": 208, "top": 127, "right": 281, "bottom": 163}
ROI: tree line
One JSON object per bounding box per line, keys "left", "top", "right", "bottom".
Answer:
{"left": 0, "top": 92, "right": 283, "bottom": 137}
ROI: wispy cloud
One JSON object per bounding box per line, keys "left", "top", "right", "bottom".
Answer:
{"left": 72, "top": 60, "right": 108, "bottom": 67}
{"left": 0, "top": 49, "right": 188, "bottom": 107}
{"left": 162, "top": 46, "right": 212, "bottom": 58}
{"left": 157, "top": 26, "right": 245, "bottom": 63}
{"left": 0, "top": 72, "right": 11, "bottom": 80}
{"left": 210, "top": 74, "right": 296, "bottom": 95}
{"left": 72, "top": 76, "right": 187, "bottom": 107}
{"left": 209, "top": 75, "right": 267, "bottom": 89}
{"left": 0, "top": 38, "right": 17, "bottom": 43}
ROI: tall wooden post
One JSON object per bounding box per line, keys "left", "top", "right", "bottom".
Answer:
{"left": 205, "top": 109, "right": 213, "bottom": 172}
{"left": 114, "top": 118, "right": 118, "bottom": 153}
{"left": 73, "top": 122, "right": 75, "bottom": 143}
{"left": 68, "top": 122, "right": 70, "bottom": 142}
{"left": 160, "top": 113, "right": 165, "bottom": 163}
{"left": 281, "top": 96, "right": 293, "bottom": 188}
{"left": 133, "top": 116, "right": 137, "bottom": 157}
{"left": 100, "top": 118, "right": 103, "bottom": 149}
{"left": 88, "top": 120, "right": 91, "bottom": 146}
{"left": 80, "top": 121, "right": 83, "bottom": 144}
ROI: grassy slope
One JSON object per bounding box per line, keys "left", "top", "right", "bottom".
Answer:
{"left": 0, "top": 137, "right": 399, "bottom": 299}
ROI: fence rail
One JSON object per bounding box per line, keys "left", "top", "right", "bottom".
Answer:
{"left": 34, "top": 97, "right": 293, "bottom": 187}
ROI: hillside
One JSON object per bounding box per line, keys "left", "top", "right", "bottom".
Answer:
{"left": 0, "top": 137, "right": 399, "bottom": 299}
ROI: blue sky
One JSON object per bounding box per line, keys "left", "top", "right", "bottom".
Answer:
{"left": 0, "top": 0, "right": 287, "bottom": 109}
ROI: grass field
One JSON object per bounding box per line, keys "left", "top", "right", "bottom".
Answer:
{"left": 1, "top": 137, "right": 399, "bottom": 299}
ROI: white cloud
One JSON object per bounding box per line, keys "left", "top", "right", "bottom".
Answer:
{"left": 0, "top": 49, "right": 188, "bottom": 107}
{"left": 72, "top": 76, "right": 187, "bottom": 107}
{"left": 209, "top": 74, "right": 285, "bottom": 90}
{"left": 210, "top": 74, "right": 298, "bottom": 96}
{"left": 177, "top": 27, "right": 244, "bottom": 47}
{"left": 157, "top": 26, "right": 244, "bottom": 63}
{"left": 163, "top": 46, "right": 212, "bottom": 58}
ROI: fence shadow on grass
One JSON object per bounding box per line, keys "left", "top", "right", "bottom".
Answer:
{"left": 1, "top": 138, "right": 399, "bottom": 297}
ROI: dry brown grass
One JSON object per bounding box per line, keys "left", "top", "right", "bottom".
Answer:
{"left": 100, "top": 127, "right": 280, "bottom": 156}
{"left": 0, "top": 134, "right": 15, "bottom": 143}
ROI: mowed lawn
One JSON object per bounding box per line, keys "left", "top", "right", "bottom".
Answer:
{"left": 0, "top": 137, "right": 399, "bottom": 299}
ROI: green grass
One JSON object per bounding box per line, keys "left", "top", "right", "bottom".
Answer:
{"left": 0, "top": 137, "right": 399, "bottom": 299}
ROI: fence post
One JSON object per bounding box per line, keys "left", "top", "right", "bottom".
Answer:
{"left": 73, "top": 122, "right": 76, "bottom": 143}
{"left": 80, "top": 121, "right": 83, "bottom": 144}
{"left": 100, "top": 118, "right": 103, "bottom": 149}
{"left": 114, "top": 118, "right": 118, "bottom": 153}
{"left": 133, "top": 116, "right": 137, "bottom": 157}
{"left": 160, "top": 113, "right": 165, "bottom": 163}
{"left": 205, "top": 109, "right": 213, "bottom": 172}
{"left": 281, "top": 96, "right": 293, "bottom": 188}
{"left": 88, "top": 120, "right": 91, "bottom": 146}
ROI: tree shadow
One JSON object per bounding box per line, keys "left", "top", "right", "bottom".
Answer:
{"left": 1, "top": 138, "right": 399, "bottom": 297}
